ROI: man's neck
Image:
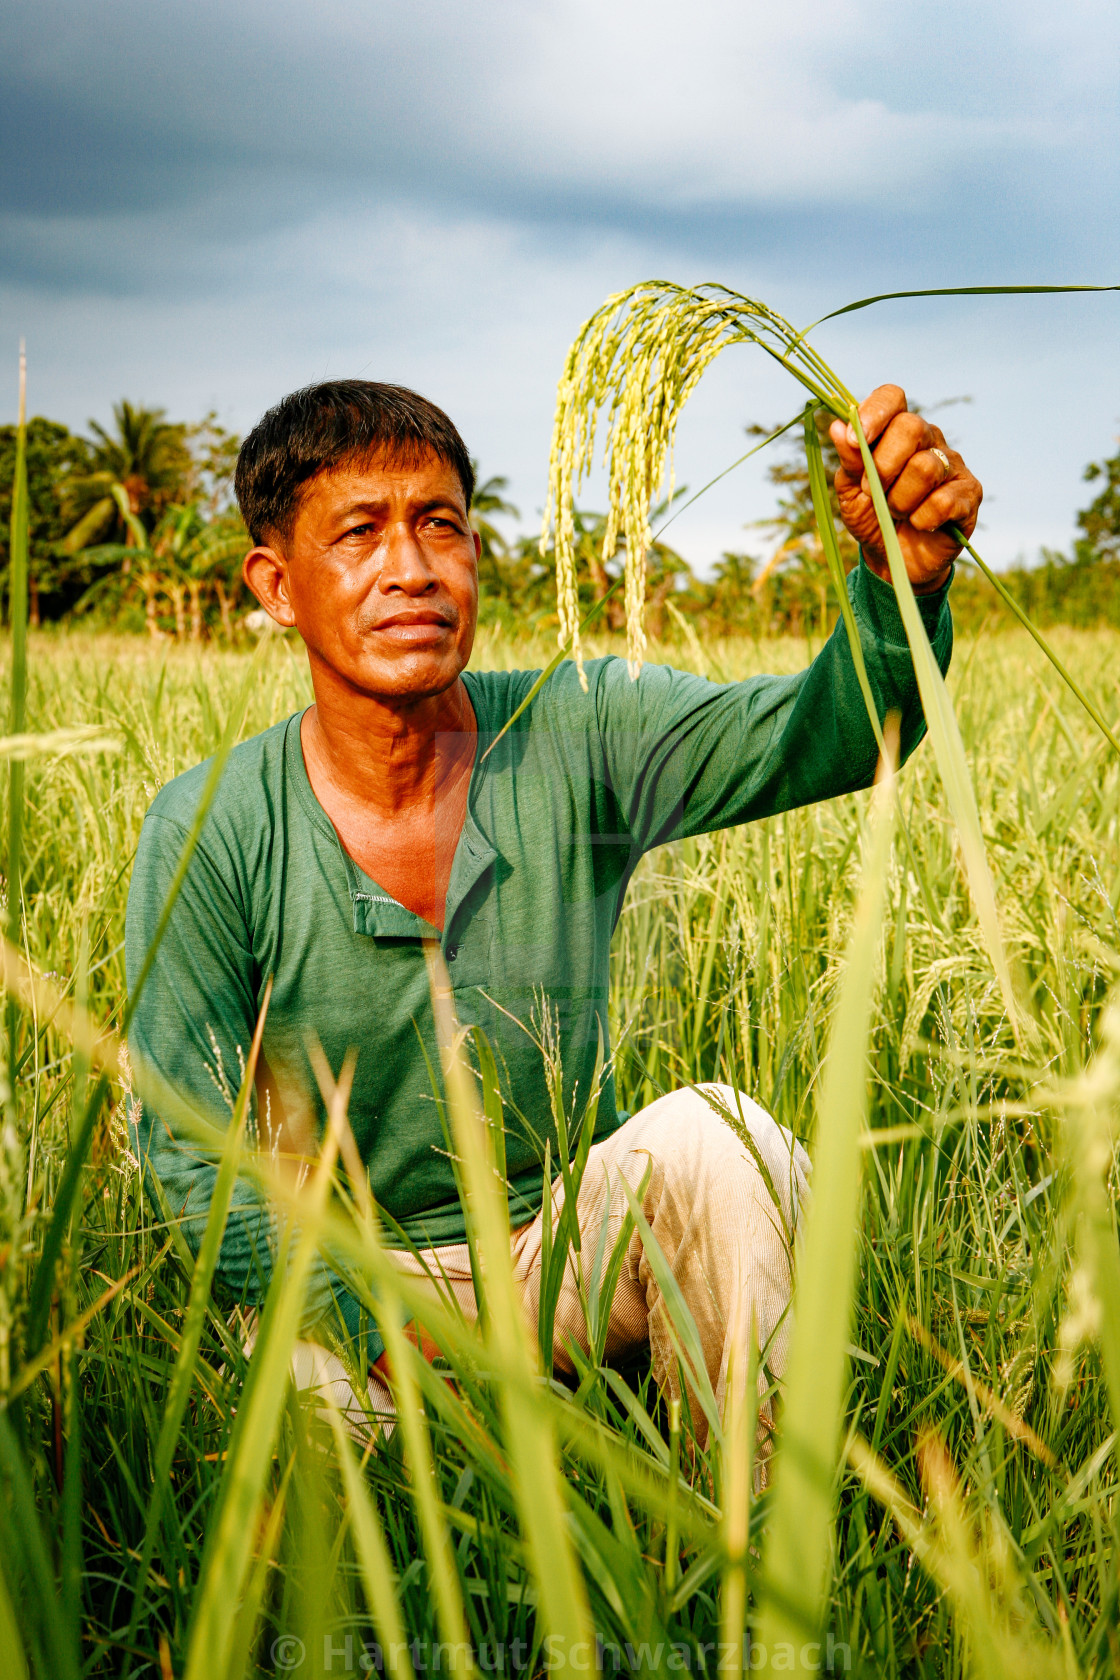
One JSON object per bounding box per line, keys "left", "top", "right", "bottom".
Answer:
{"left": 297, "top": 656, "right": 478, "bottom": 928}
{"left": 301, "top": 660, "right": 476, "bottom": 818}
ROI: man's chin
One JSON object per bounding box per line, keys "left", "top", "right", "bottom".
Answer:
{"left": 350, "top": 652, "right": 465, "bottom": 704}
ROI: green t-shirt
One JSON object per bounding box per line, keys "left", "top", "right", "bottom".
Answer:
{"left": 126, "top": 560, "right": 951, "bottom": 1354}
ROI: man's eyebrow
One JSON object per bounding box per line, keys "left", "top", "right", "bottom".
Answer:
{"left": 413, "top": 495, "right": 467, "bottom": 516}
{"left": 336, "top": 495, "right": 464, "bottom": 521}
{"left": 336, "top": 497, "right": 389, "bottom": 519}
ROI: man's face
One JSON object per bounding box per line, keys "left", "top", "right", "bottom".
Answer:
{"left": 246, "top": 450, "right": 480, "bottom": 702}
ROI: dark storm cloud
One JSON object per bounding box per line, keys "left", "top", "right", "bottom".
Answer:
{"left": 6, "top": 0, "right": 1115, "bottom": 294}
{"left": 2, "top": 0, "right": 1116, "bottom": 572}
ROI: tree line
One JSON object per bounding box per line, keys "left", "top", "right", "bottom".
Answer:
{"left": 1, "top": 401, "right": 1118, "bottom": 642}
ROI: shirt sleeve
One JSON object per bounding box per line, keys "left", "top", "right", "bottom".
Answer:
{"left": 125, "top": 810, "right": 379, "bottom": 1364}
{"left": 593, "top": 556, "right": 953, "bottom": 851}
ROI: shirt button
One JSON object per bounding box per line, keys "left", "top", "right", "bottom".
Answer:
{"left": 446, "top": 944, "right": 459, "bottom": 962}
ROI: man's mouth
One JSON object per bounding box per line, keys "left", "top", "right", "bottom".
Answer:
{"left": 372, "top": 610, "right": 454, "bottom": 642}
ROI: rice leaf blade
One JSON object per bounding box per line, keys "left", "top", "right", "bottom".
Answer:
{"left": 849, "top": 407, "right": 1021, "bottom": 1039}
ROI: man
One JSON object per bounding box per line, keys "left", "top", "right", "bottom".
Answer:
{"left": 126, "top": 379, "right": 980, "bottom": 1435}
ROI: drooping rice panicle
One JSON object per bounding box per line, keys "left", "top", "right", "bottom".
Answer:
{"left": 541, "top": 282, "right": 854, "bottom": 681}
{"left": 541, "top": 278, "right": 1117, "bottom": 1035}
{"left": 541, "top": 277, "right": 1118, "bottom": 711}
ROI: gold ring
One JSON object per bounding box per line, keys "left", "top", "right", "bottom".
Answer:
{"left": 930, "top": 447, "right": 951, "bottom": 476}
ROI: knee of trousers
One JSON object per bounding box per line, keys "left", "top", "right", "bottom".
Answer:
{"left": 619, "top": 1087, "right": 807, "bottom": 1370}
{"left": 622, "top": 1082, "right": 810, "bottom": 1233}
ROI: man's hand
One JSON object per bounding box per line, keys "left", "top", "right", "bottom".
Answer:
{"left": 829, "top": 385, "right": 982, "bottom": 595}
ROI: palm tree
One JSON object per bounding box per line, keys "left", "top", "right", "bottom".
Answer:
{"left": 60, "top": 401, "right": 192, "bottom": 552}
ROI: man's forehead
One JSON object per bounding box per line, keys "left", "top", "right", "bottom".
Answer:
{"left": 313, "top": 449, "right": 464, "bottom": 506}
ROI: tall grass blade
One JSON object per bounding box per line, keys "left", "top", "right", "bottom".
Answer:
{"left": 325, "top": 1400, "right": 416, "bottom": 1680}
{"left": 425, "top": 944, "right": 594, "bottom": 1655}
{"left": 59, "top": 1342, "right": 83, "bottom": 1659}
{"left": 224, "top": 1457, "right": 293, "bottom": 1680}
{"left": 719, "top": 1333, "right": 758, "bottom": 1672}
{"left": 807, "top": 280, "right": 1119, "bottom": 334}
{"left": 6, "top": 345, "right": 29, "bottom": 1123}
{"left": 802, "top": 407, "right": 883, "bottom": 752}
{"left": 122, "top": 979, "right": 273, "bottom": 1660}
{"left": 0, "top": 1411, "right": 80, "bottom": 1680}
{"left": 182, "top": 1059, "right": 346, "bottom": 1680}
{"left": 0, "top": 1554, "right": 28, "bottom": 1680}
{"left": 756, "top": 742, "right": 895, "bottom": 1660}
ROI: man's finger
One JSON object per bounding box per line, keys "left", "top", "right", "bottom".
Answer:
{"left": 845, "top": 383, "right": 908, "bottom": 450}
{"left": 867, "top": 412, "right": 934, "bottom": 493}
{"left": 908, "top": 475, "right": 982, "bottom": 536}
{"left": 829, "top": 418, "right": 863, "bottom": 477}
{"left": 887, "top": 447, "right": 956, "bottom": 518}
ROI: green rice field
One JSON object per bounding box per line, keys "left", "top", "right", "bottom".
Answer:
{"left": 1, "top": 621, "right": 1119, "bottom": 1679}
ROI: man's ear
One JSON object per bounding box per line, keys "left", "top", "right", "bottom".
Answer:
{"left": 243, "top": 544, "right": 297, "bottom": 628}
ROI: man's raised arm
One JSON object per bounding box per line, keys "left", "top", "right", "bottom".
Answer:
{"left": 591, "top": 384, "right": 980, "bottom": 852}
{"left": 593, "top": 554, "right": 952, "bottom": 853}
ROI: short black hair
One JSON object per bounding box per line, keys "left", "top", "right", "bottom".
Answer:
{"left": 234, "top": 380, "right": 476, "bottom": 544}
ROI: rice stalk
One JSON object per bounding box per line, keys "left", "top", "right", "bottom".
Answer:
{"left": 755, "top": 736, "right": 896, "bottom": 1661}
{"left": 848, "top": 406, "right": 1023, "bottom": 1040}
{"left": 324, "top": 1397, "right": 416, "bottom": 1679}
{"left": 541, "top": 277, "right": 1119, "bottom": 770}
{"left": 541, "top": 279, "right": 1041, "bottom": 1033}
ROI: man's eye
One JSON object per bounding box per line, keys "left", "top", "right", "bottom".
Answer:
{"left": 345, "top": 523, "right": 374, "bottom": 538}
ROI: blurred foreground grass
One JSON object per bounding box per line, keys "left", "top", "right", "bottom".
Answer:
{"left": 1, "top": 622, "right": 1119, "bottom": 1679}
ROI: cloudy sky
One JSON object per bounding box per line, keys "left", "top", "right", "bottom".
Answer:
{"left": 2, "top": 0, "right": 1117, "bottom": 569}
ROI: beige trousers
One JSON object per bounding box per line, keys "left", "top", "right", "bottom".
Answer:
{"left": 287, "top": 1084, "right": 810, "bottom": 1447}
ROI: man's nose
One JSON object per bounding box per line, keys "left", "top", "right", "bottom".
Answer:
{"left": 377, "top": 523, "right": 437, "bottom": 593}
